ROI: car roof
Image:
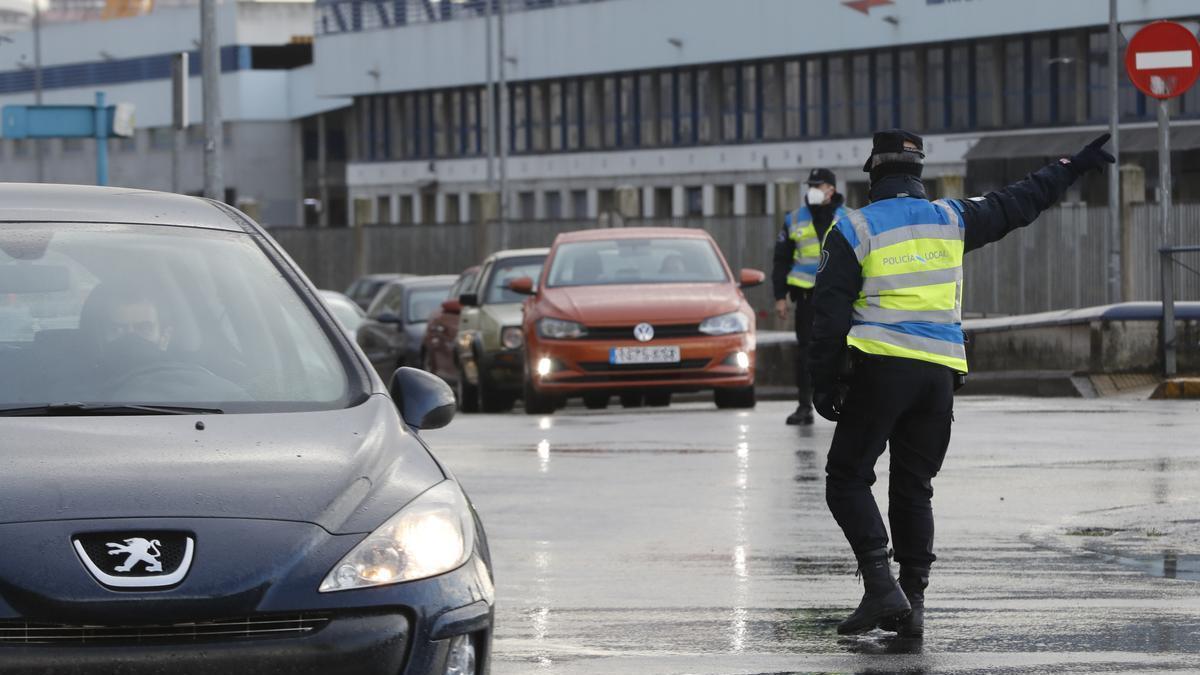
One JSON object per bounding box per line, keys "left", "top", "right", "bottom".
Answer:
{"left": 486, "top": 247, "right": 549, "bottom": 261}
{"left": 0, "top": 183, "right": 246, "bottom": 232}
{"left": 554, "top": 227, "right": 712, "bottom": 243}
{"left": 391, "top": 274, "right": 459, "bottom": 288}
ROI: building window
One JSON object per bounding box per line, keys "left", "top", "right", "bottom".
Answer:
{"left": 653, "top": 187, "right": 672, "bottom": 217}
{"left": 445, "top": 194, "right": 461, "bottom": 223}
{"left": 639, "top": 73, "right": 659, "bottom": 147}
{"left": 898, "top": 49, "right": 921, "bottom": 131}
{"left": 684, "top": 186, "right": 703, "bottom": 217}
{"left": 545, "top": 190, "right": 562, "bottom": 219}
{"left": 746, "top": 184, "right": 766, "bottom": 216}
{"left": 518, "top": 191, "right": 536, "bottom": 219}
{"left": 376, "top": 195, "right": 392, "bottom": 224}
{"left": 570, "top": 189, "right": 588, "bottom": 219}
{"left": 398, "top": 195, "right": 414, "bottom": 224}
{"left": 714, "top": 185, "right": 734, "bottom": 216}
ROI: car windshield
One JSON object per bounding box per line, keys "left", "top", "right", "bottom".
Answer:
{"left": 547, "top": 238, "right": 728, "bottom": 287}
{"left": 0, "top": 223, "right": 354, "bottom": 413}
{"left": 322, "top": 293, "right": 366, "bottom": 333}
{"left": 407, "top": 286, "right": 451, "bottom": 323}
{"left": 484, "top": 257, "right": 545, "bottom": 304}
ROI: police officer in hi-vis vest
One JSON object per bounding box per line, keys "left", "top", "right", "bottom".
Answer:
{"left": 771, "top": 168, "right": 849, "bottom": 426}
{"left": 810, "top": 129, "right": 1114, "bottom": 636}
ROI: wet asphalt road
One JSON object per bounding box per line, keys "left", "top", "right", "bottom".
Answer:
{"left": 430, "top": 397, "right": 1200, "bottom": 674}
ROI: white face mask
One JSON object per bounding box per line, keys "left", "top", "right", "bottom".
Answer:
{"left": 807, "top": 187, "right": 828, "bottom": 206}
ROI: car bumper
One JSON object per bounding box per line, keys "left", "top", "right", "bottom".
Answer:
{"left": 529, "top": 333, "right": 755, "bottom": 394}
{"left": 0, "top": 517, "right": 494, "bottom": 675}
{"left": 478, "top": 349, "right": 525, "bottom": 391}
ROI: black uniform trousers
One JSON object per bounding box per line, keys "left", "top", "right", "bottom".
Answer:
{"left": 792, "top": 288, "right": 815, "bottom": 410}
{"left": 824, "top": 353, "right": 954, "bottom": 569}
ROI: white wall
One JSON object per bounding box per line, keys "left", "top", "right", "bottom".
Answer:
{"left": 315, "top": 0, "right": 1200, "bottom": 97}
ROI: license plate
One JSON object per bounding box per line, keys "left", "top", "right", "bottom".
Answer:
{"left": 609, "top": 346, "right": 681, "bottom": 365}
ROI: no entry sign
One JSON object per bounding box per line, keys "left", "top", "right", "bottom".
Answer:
{"left": 1125, "top": 21, "right": 1200, "bottom": 100}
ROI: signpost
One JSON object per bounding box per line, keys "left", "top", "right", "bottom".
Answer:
{"left": 1125, "top": 20, "right": 1200, "bottom": 378}
{"left": 2, "top": 92, "right": 135, "bottom": 186}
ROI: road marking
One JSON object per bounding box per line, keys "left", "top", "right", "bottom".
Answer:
{"left": 1135, "top": 50, "right": 1194, "bottom": 70}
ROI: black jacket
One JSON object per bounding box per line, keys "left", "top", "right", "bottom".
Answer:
{"left": 808, "top": 161, "right": 1081, "bottom": 391}
{"left": 771, "top": 193, "right": 846, "bottom": 302}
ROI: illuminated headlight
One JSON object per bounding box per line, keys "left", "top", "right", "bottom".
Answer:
{"left": 538, "top": 317, "right": 587, "bottom": 339}
{"left": 536, "top": 357, "right": 553, "bottom": 377}
{"left": 319, "top": 480, "right": 475, "bottom": 592}
{"left": 501, "top": 326, "right": 524, "bottom": 350}
{"left": 735, "top": 351, "right": 750, "bottom": 370}
{"left": 699, "top": 311, "right": 750, "bottom": 336}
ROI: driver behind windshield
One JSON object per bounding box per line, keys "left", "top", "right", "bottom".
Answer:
{"left": 80, "top": 283, "right": 174, "bottom": 378}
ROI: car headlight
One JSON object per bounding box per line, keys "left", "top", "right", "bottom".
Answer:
{"left": 319, "top": 480, "right": 476, "bottom": 592}
{"left": 501, "top": 326, "right": 524, "bottom": 350}
{"left": 699, "top": 311, "right": 750, "bottom": 336}
{"left": 538, "top": 317, "right": 587, "bottom": 339}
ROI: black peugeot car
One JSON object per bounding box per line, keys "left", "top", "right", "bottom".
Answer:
{"left": 0, "top": 184, "right": 493, "bottom": 674}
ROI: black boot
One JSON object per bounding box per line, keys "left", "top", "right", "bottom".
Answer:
{"left": 786, "top": 405, "right": 814, "bottom": 426}
{"left": 878, "top": 566, "right": 928, "bottom": 637}
{"left": 837, "top": 548, "right": 911, "bottom": 635}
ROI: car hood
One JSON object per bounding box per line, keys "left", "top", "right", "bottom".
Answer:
{"left": 0, "top": 394, "right": 446, "bottom": 535}
{"left": 481, "top": 302, "right": 523, "bottom": 328}
{"left": 538, "top": 283, "right": 743, "bottom": 325}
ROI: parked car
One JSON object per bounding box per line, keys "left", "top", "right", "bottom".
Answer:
{"left": 456, "top": 248, "right": 549, "bottom": 413}
{"left": 357, "top": 275, "right": 457, "bottom": 380}
{"left": 420, "top": 266, "right": 481, "bottom": 387}
{"left": 345, "top": 272, "right": 413, "bottom": 310}
{"left": 0, "top": 184, "right": 492, "bottom": 674}
{"left": 512, "top": 227, "right": 763, "bottom": 414}
{"left": 318, "top": 289, "right": 367, "bottom": 341}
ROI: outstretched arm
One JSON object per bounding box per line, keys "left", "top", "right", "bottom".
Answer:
{"left": 957, "top": 133, "right": 1114, "bottom": 253}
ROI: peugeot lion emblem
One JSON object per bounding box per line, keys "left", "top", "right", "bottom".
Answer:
{"left": 73, "top": 532, "right": 195, "bottom": 589}
{"left": 633, "top": 323, "right": 655, "bottom": 342}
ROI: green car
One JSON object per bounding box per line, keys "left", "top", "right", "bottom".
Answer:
{"left": 455, "top": 248, "right": 548, "bottom": 413}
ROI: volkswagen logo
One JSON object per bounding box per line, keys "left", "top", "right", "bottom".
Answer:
{"left": 633, "top": 323, "right": 655, "bottom": 342}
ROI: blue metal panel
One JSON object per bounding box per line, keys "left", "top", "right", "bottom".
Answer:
{"left": 0, "top": 46, "right": 252, "bottom": 97}
{"left": 3, "top": 105, "right": 100, "bottom": 138}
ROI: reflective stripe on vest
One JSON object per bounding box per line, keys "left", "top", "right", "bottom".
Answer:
{"left": 787, "top": 205, "right": 847, "bottom": 289}
{"left": 838, "top": 198, "right": 969, "bottom": 372}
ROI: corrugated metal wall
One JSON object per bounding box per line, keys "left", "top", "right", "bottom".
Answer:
{"left": 268, "top": 203, "right": 1200, "bottom": 317}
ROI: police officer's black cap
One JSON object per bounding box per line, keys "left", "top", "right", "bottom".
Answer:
{"left": 862, "top": 129, "right": 926, "bottom": 173}
{"left": 806, "top": 168, "right": 837, "bottom": 186}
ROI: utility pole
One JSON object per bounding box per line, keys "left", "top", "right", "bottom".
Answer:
{"left": 484, "top": 0, "right": 495, "bottom": 189}
{"left": 497, "top": 0, "right": 508, "bottom": 227}
{"left": 1106, "top": 0, "right": 1122, "bottom": 304}
{"left": 33, "top": 0, "right": 43, "bottom": 183}
{"left": 200, "top": 0, "right": 225, "bottom": 201}
{"left": 171, "top": 52, "right": 188, "bottom": 194}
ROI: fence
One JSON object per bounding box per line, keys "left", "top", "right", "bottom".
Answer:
{"left": 267, "top": 202, "right": 1200, "bottom": 320}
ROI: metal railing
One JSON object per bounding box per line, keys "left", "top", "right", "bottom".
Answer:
{"left": 1161, "top": 245, "right": 1200, "bottom": 377}
{"left": 315, "top": 0, "right": 614, "bottom": 37}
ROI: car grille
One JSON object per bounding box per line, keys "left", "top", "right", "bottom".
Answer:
{"left": 584, "top": 324, "right": 703, "bottom": 340}
{"left": 578, "top": 358, "right": 711, "bottom": 373}
{"left": 0, "top": 614, "right": 330, "bottom": 645}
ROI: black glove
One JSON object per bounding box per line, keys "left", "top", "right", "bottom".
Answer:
{"left": 1065, "top": 133, "right": 1115, "bottom": 175}
{"left": 813, "top": 389, "right": 842, "bottom": 422}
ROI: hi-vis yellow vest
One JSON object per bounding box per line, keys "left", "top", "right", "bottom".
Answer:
{"left": 832, "top": 197, "right": 968, "bottom": 373}
{"left": 786, "top": 205, "right": 849, "bottom": 289}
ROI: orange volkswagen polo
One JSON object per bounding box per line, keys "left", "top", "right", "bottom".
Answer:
{"left": 510, "top": 228, "right": 764, "bottom": 415}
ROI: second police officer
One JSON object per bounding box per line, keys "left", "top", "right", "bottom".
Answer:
{"left": 772, "top": 168, "right": 849, "bottom": 426}
{"left": 809, "top": 129, "right": 1115, "bottom": 636}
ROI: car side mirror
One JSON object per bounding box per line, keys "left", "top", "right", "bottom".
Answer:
{"left": 441, "top": 299, "right": 462, "bottom": 315}
{"left": 459, "top": 293, "right": 479, "bottom": 307}
{"left": 739, "top": 268, "right": 766, "bottom": 288}
{"left": 508, "top": 276, "right": 535, "bottom": 295}
{"left": 391, "top": 367, "right": 456, "bottom": 431}
{"left": 377, "top": 312, "right": 403, "bottom": 325}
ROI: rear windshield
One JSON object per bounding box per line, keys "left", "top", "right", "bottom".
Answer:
{"left": 547, "top": 238, "right": 728, "bottom": 288}
{"left": 0, "top": 223, "right": 355, "bottom": 413}
{"left": 407, "top": 285, "right": 452, "bottom": 323}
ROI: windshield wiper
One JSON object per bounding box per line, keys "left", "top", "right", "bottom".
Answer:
{"left": 0, "top": 403, "right": 225, "bottom": 417}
